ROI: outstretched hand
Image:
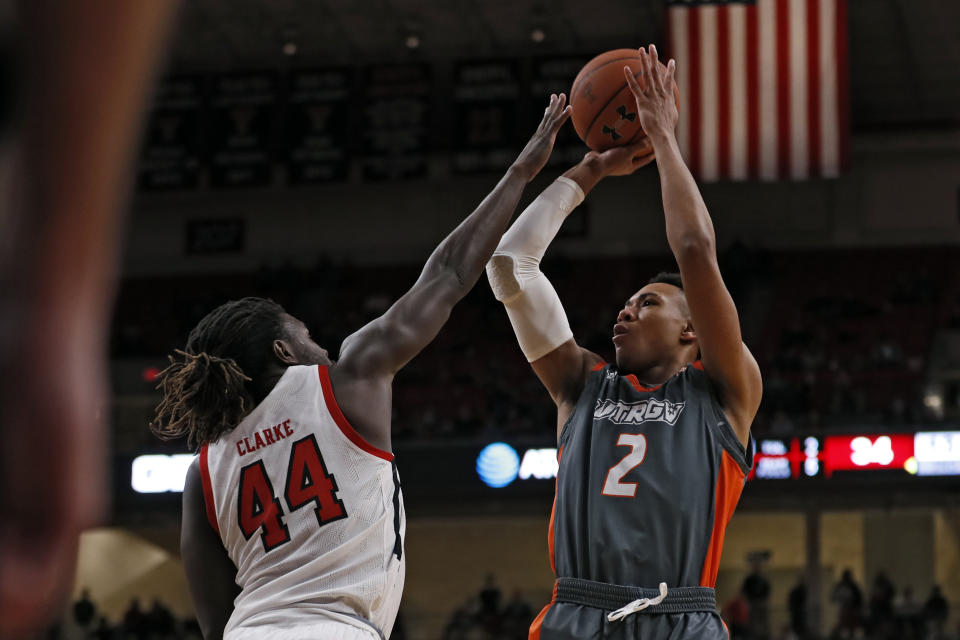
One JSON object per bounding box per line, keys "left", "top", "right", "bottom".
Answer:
{"left": 585, "top": 137, "right": 656, "bottom": 177}
{"left": 623, "top": 45, "right": 678, "bottom": 143}
{"left": 511, "top": 93, "right": 573, "bottom": 182}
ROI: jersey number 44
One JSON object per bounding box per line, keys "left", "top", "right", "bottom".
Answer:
{"left": 237, "top": 434, "right": 347, "bottom": 552}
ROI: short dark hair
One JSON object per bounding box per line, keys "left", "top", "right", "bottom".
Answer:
{"left": 151, "top": 297, "right": 289, "bottom": 447}
{"left": 647, "top": 271, "right": 683, "bottom": 290}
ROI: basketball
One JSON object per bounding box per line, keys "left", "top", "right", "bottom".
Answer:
{"left": 570, "top": 48, "right": 679, "bottom": 151}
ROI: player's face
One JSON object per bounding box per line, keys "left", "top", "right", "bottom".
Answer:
{"left": 612, "top": 283, "right": 693, "bottom": 372}
{"left": 281, "top": 314, "right": 333, "bottom": 366}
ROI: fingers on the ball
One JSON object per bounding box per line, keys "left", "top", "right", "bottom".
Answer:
{"left": 650, "top": 45, "right": 666, "bottom": 94}
{"left": 624, "top": 66, "right": 641, "bottom": 95}
{"left": 666, "top": 59, "right": 677, "bottom": 88}
{"left": 553, "top": 105, "right": 572, "bottom": 131}
{"left": 641, "top": 48, "right": 655, "bottom": 93}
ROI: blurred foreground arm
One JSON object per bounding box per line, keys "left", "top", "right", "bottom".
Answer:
{"left": 0, "top": 2, "right": 179, "bottom": 635}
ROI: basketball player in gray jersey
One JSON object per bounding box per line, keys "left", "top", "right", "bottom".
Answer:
{"left": 486, "top": 45, "right": 761, "bottom": 640}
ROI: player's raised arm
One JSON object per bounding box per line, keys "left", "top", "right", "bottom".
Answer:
{"left": 486, "top": 141, "right": 655, "bottom": 427}
{"left": 335, "top": 95, "right": 571, "bottom": 382}
{"left": 623, "top": 45, "right": 761, "bottom": 445}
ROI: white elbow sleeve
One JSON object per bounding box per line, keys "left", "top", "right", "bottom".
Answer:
{"left": 491, "top": 259, "right": 573, "bottom": 362}
{"left": 486, "top": 177, "right": 583, "bottom": 362}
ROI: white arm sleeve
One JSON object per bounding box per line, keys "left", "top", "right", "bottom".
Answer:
{"left": 485, "top": 176, "right": 585, "bottom": 362}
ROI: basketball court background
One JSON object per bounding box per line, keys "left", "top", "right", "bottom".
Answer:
{"left": 55, "top": 1, "right": 960, "bottom": 638}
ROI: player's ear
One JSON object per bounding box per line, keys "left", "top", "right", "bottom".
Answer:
{"left": 679, "top": 320, "right": 697, "bottom": 345}
{"left": 273, "top": 338, "right": 298, "bottom": 365}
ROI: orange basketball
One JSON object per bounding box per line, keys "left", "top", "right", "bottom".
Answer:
{"left": 570, "top": 48, "right": 679, "bottom": 151}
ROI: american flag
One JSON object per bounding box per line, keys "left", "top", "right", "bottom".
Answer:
{"left": 666, "top": 0, "right": 849, "bottom": 181}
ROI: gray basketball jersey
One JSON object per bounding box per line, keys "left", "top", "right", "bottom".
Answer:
{"left": 551, "top": 362, "right": 753, "bottom": 589}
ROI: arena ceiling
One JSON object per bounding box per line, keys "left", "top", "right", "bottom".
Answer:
{"left": 169, "top": 0, "right": 959, "bottom": 127}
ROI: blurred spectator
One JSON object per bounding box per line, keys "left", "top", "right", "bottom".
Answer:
{"left": 742, "top": 561, "right": 772, "bottom": 640}
{"left": 145, "top": 598, "right": 175, "bottom": 637}
{"left": 478, "top": 574, "right": 503, "bottom": 636}
{"left": 722, "top": 593, "right": 750, "bottom": 640}
{"left": 92, "top": 616, "right": 114, "bottom": 640}
{"left": 123, "top": 598, "right": 146, "bottom": 639}
{"left": 787, "top": 575, "right": 807, "bottom": 639}
{"left": 867, "top": 571, "right": 895, "bottom": 636}
{"left": 72, "top": 588, "right": 96, "bottom": 630}
{"left": 442, "top": 605, "right": 476, "bottom": 640}
{"left": 923, "top": 585, "right": 948, "bottom": 639}
{"left": 502, "top": 590, "right": 534, "bottom": 640}
{"left": 479, "top": 574, "right": 502, "bottom": 616}
{"left": 894, "top": 586, "right": 923, "bottom": 640}
{"left": 830, "top": 569, "right": 863, "bottom": 638}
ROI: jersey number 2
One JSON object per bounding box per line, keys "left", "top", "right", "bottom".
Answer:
{"left": 601, "top": 433, "right": 647, "bottom": 498}
{"left": 238, "top": 434, "right": 347, "bottom": 552}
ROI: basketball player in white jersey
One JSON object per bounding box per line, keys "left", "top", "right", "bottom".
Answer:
{"left": 151, "top": 95, "right": 573, "bottom": 640}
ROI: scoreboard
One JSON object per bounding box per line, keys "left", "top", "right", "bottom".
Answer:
{"left": 751, "top": 431, "right": 960, "bottom": 480}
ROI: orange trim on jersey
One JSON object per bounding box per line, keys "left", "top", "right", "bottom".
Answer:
{"left": 547, "top": 446, "right": 563, "bottom": 575}
{"left": 528, "top": 582, "right": 558, "bottom": 640}
{"left": 625, "top": 374, "right": 661, "bottom": 392}
{"left": 625, "top": 360, "right": 704, "bottom": 392}
{"left": 699, "top": 449, "right": 746, "bottom": 587}
{"left": 199, "top": 444, "right": 219, "bottom": 535}
{"left": 317, "top": 365, "right": 394, "bottom": 462}
{"left": 591, "top": 361, "right": 607, "bottom": 372}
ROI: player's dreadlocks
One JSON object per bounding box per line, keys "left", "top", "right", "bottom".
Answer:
{"left": 151, "top": 297, "right": 289, "bottom": 448}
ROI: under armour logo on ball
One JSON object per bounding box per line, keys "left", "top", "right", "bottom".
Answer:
{"left": 602, "top": 104, "right": 638, "bottom": 140}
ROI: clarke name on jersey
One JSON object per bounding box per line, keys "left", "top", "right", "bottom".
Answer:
{"left": 236, "top": 418, "right": 296, "bottom": 456}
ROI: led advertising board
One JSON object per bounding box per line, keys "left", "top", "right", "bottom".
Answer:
{"left": 750, "top": 437, "right": 822, "bottom": 480}
{"left": 822, "top": 434, "right": 915, "bottom": 477}
{"left": 911, "top": 431, "right": 960, "bottom": 477}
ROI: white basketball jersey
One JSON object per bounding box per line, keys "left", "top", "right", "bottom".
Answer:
{"left": 199, "top": 365, "right": 405, "bottom": 639}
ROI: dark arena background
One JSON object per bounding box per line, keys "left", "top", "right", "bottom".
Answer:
{"left": 49, "top": 1, "right": 959, "bottom": 639}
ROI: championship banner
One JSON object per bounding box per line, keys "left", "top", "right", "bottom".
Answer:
{"left": 285, "top": 68, "right": 353, "bottom": 184}
{"left": 208, "top": 72, "right": 278, "bottom": 188}
{"left": 138, "top": 76, "right": 203, "bottom": 191}
{"left": 360, "top": 63, "right": 431, "bottom": 181}
{"left": 453, "top": 58, "right": 523, "bottom": 174}
{"left": 667, "top": 0, "right": 850, "bottom": 181}
{"left": 530, "top": 55, "right": 591, "bottom": 168}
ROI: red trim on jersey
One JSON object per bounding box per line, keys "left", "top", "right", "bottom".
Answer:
{"left": 199, "top": 444, "right": 219, "bottom": 535}
{"left": 699, "top": 450, "right": 746, "bottom": 587}
{"left": 692, "top": 360, "right": 704, "bottom": 371}
{"left": 317, "top": 365, "right": 394, "bottom": 462}
{"left": 591, "top": 361, "right": 607, "bottom": 372}
{"left": 528, "top": 582, "right": 558, "bottom": 640}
